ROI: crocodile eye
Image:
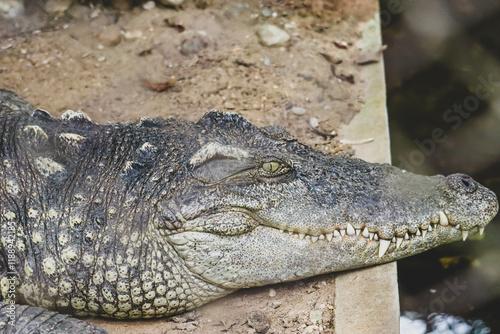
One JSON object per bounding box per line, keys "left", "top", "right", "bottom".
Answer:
{"left": 262, "top": 161, "right": 281, "bottom": 173}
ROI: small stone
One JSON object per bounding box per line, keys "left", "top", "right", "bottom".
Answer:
{"left": 174, "top": 321, "right": 198, "bottom": 331}
{"left": 160, "top": 0, "right": 184, "bottom": 6}
{"left": 142, "top": 1, "right": 155, "bottom": 10}
{"left": 171, "top": 315, "right": 187, "bottom": 323}
{"left": 0, "top": 0, "right": 24, "bottom": 19}
{"left": 271, "top": 301, "right": 281, "bottom": 309}
{"left": 268, "top": 288, "right": 276, "bottom": 297}
{"left": 98, "top": 25, "right": 122, "bottom": 47}
{"left": 111, "top": 0, "right": 130, "bottom": 11}
{"left": 224, "top": 102, "right": 235, "bottom": 110}
{"left": 66, "top": 4, "right": 90, "bottom": 20}
{"left": 247, "top": 311, "right": 270, "bottom": 334}
{"left": 263, "top": 58, "right": 271, "bottom": 66}
{"left": 90, "top": 8, "right": 101, "bottom": 19}
{"left": 194, "top": 0, "right": 209, "bottom": 9}
{"left": 302, "top": 325, "right": 320, "bottom": 334}
{"left": 291, "top": 107, "right": 306, "bottom": 115}
{"left": 309, "top": 117, "right": 319, "bottom": 128}
{"left": 45, "top": 0, "right": 72, "bottom": 13}
{"left": 180, "top": 35, "right": 208, "bottom": 56}
{"left": 284, "top": 102, "right": 293, "bottom": 110}
{"left": 261, "top": 8, "right": 272, "bottom": 17}
{"left": 256, "top": 24, "right": 290, "bottom": 47}
{"left": 309, "top": 310, "right": 322, "bottom": 323}
{"left": 297, "top": 72, "right": 313, "bottom": 81}
{"left": 124, "top": 30, "right": 143, "bottom": 40}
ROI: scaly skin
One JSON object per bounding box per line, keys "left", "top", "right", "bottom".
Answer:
{"left": 0, "top": 89, "right": 498, "bottom": 333}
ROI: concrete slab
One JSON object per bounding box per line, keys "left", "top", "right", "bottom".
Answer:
{"left": 334, "top": 11, "right": 400, "bottom": 334}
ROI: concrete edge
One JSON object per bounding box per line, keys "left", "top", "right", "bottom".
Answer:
{"left": 333, "top": 8, "right": 400, "bottom": 334}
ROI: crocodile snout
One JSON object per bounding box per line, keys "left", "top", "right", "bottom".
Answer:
{"left": 443, "top": 173, "right": 498, "bottom": 231}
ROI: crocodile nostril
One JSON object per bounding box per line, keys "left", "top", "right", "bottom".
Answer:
{"left": 447, "top": 173, "right": 478, "bottom": 194}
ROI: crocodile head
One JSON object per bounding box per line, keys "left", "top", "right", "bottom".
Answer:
{"left": 161, "top": 111, "right": 498, "bottom": 289}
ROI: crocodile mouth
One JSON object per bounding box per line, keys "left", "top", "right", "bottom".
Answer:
{"left": 269, "top": 210, "right": 484, "bottom": 258}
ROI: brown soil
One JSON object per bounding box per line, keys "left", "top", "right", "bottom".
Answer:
{"left": 0, "top": 0, "right": 377, "bottom": 333}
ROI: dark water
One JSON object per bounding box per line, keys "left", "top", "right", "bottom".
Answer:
{"left": 381, "top": 0, "right": 500, "bottom": 333}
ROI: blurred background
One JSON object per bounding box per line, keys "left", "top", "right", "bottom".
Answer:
{"left": 381, "top": 0, "right": 500, "bottom": 333}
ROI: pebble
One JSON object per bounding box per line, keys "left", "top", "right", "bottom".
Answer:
{"left": 111, "top": 0, "right": 130, "bottom": 11}
{"left": 297, "top": 72, "right": 313, "bottom": 81}
{"left": 66, "top": 4, "right": 90, "bottom": 20}
{"left": 98, "top": 25, "right": 122, "bottom": 47}
{"left": 309, "top": 117, "right": 319, "bottom": 128}
{"left": 124, "top": 30, "right": 143, "bottom": 40}
{"left": 180, "top": 35, "right": 208, "bottom": 56}
{"left": 261, "top": 8, "right": 272, "bottom": 17}
{"left": 45, "top": 0, "right": 72, "bottom": 13}
{"left": 291, "top": 107, "right": 306, "bottom": 115}
{"left": 174, "top": 322, "right": 198, "bottom": 331}
{"left": 223, "top": 102, "right": 235, "bottom": 109}
{"left": 284, "top": 102, "right": 293, "bottom": 110}
{"left": 160, "top": 0, "right": 184, "bottom": 6}
{"left": 0, "top": 0, "right": 24, "bottom": 19}
{"left": 256, "top": 24, "right": 290, "bottom": 47}
{"left": 302, "top": 325, "right": 320, "bottom": 334}
{"left": 247, "top": 311, "right": 270, "bottom": 334}
{"left": 309, "top": 310, "right": 322, "bottom": 323}
{"left": 142, "top": 1, "right": 155, "bottom": 10}
{"left": 268, "top": 288, "right": 276, "bottom": 297}
{"left": 263, "top": 57, "right": 271, "bottom": 66}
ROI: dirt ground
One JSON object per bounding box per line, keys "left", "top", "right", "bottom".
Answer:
{"left": 1, "top": 0, "right": 378, "bottom": 333}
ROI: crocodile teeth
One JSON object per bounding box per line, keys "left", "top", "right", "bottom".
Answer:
{"left": 333, "top": 230, "right": 341, "bottom": 237}
{"left": 479, "top": 227, "right": 485, "bottom": 235}
{"left": 373, "top": 234, "right": 379, "bottom": 241}
{"left": 319, "top": 234, "right": 325, "bottom": 240}
{"left": 439, "top": 211, "right": 449, "bottom": 226}
{"left": 379, "top": 239, "right": 391, "bottom": 258}
{"left": 340, "top": 229, "right": 346, "bottom": 237}
{"left": 369, "top": 232, "right": 374, "bottom": 240}
{"left": 428, "top": 225, "right": 433, "bottom": 231}
{"left": 392, "top": 237, "right": 396, "bottom": 243}
{"left": 326, "top": 233, "right": 333, "bottom": 241}
{"left": 416, "top": 229, "right": 421, "bottom": 236}
{"left": 311, "top": 236, "right": 319, "bottom": 243}
{"left": 404, "top": 233, "right": 409, "bottom": 240}
{"left": 346, "top": 223, "right": 355, "bottom": 236}
{"left": 455, "top": 224, "right": 460, "bottom": 230}
{"left": 462, "top": 230, "right": 469, "bottom": 241}
{"left": 396, "top": 237, "right": 403, "bottom": 248}
{"left": 355, "top": 229, "right": 361, "bottom": 236}
{"left": 299, "top": 233, "right": 306, "bottom": 240}
{"left": 362, "top": 227, "right": 369, "bottom": 238}
{"left": 422, "top": 230, "right": 427, "bottom": 238}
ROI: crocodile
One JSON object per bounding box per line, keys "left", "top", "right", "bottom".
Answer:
{"left": 0, "top": 89, "right": 498, "bottom": 333}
